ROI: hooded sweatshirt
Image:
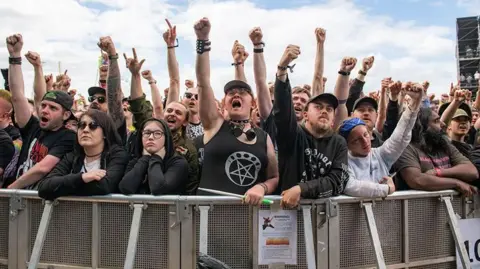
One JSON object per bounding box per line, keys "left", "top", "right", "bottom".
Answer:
{"left": 343, "top": 107, "right": 418, "bottom": 197}
{"left": 119, "top": 118, "right": 189, "bottom": 195}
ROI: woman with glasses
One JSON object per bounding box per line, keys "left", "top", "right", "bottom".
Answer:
{"left": 119, "top": 118, "right": 189, "bottom": 195}
{"left": 38, "top": 109, "right": 129, "bottom": 200}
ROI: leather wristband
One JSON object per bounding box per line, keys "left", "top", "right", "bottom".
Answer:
{"left": 196, "top": 40, "right": 211, "bottom": 54}
{"left": 338, "top": 70, "right": 350, "bottom": 76}
{"left": 108, "top": 53, "right": 119, "bottom": 60}
{"left": 338, "top": 99, "right": 348, "bottom": 105}
{"left": 253, "top": 48, "right": 264, "bottom": 53}
{"left": 99, "top": 79, "right": 107, "bottom": 84}
{"left": 358, "top": 70, "right": 367, "bottom": 76}
{"left": 231, "top": 62, "right": 243, "bottom": 66}
{"left": 148, "top": 80, "right": 157, "bottom": 85}
{"left": 9, "top": 57, "right": 22, "bottom": 65}
{"left": 259, "top": 182, "right": 268, "bottom": 194}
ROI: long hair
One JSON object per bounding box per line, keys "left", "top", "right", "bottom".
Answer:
{"left": 411, "top": 107, "right": 450, "bottom": 154}
{"left": 75, "top": 109, "right": 122, "bottom": 155}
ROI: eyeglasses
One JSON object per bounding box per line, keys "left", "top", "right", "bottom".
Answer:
{"left": 142, "top": 130, "right": 164, "bottom": 139}
{"left": 185, "top": 92, "right": 198, "bottom": 100}
{"left": 226, "top": 88, "right": 250, "bottom": 96}
{"left": 78, "top": 120, "right": 99, "bottom": 131}
{"left": 88, "top": 96, "right": 106, "bottom": 104}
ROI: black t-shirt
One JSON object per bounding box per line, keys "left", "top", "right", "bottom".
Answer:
{"left": 0, "top": 129, "right": 14, "bottom": 170}
{"left": 11, "top": 115, "right": 76, "bottom": 189}
{"left": 261, "top": 111, "right": 278, "bottom": 157}
{"left": 3, "top": 124, "right": 21, "bottom": 141}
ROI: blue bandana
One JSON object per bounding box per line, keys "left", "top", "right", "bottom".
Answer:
{"left": 339, "top": 118, "right": 366, "bottom": 139}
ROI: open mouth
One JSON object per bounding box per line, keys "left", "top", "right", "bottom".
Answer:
{"left": 232, "top": 99, "right": 242, "bottom": 108}
{"left": 294, "top": 106, "right": 302, "bottom": 112}
{"left": 166, "top": 116, "right": 177, "bottom": 124}
{"left": 40, "top": 117, "right": 48, "bottom": 123}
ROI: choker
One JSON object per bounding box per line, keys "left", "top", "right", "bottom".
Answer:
{"left": 229, "top": 121, "right": 256, "bottom": 141}
{"left": 85, "top": 152, "right": 102, "bottom": 158}
{"left": 230, "top": 119, "right": 251, "bottom": 124}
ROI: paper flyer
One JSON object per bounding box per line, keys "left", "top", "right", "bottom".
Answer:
{"left": 258, "top": 209, "right": 297, "bottom": 265}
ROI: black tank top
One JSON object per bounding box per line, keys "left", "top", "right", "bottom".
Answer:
{"left": 198, "top": 121, "right": 268, "bottom": 195}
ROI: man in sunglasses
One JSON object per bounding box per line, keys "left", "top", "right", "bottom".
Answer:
{"left": 182, "top": 87, "right": 204, "bottom": 139}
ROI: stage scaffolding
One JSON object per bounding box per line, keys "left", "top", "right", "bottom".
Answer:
{"left": 456, "top": 16, "right": 480, "bottom": 96}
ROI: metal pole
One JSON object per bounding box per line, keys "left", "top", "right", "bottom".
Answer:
{"left": 123, "top": 204, "right": 146, "bottom": 269}
{"left": 363, "top": 203, "right": 386, "bottom": 269}
{"left": 28, "top": 201, "right": 54, "bottom": 269}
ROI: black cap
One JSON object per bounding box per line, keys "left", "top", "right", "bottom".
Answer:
{"left": 438, "top": 101, "right": 472, "bottom": 119}
{"left": 353, "top": 97, "right": 378, "bottom": 111}
{"left": 42, "top": 91, "right": 73, "bottom": 111}
{"left": 224, "top": 80, "right": 253, "bottom": 95}
{"left": 88, "top": 86, "right": 106, "bottom": 97}
{"left": 306, "top": 93, "right": 339, "bottom": 110}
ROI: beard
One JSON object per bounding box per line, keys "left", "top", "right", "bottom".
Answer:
{"left": 310, "top": 121, "right": 330, "bottom": 135}
{"left": 422, "top": 128, "right": 450, "bottom": 154}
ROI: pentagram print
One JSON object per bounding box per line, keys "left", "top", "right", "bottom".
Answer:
{"left": 224, "top": 151, "right": 261, "bottom": 186}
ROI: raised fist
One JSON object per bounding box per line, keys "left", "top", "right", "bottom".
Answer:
{"left": 340, "top": 57, "right": 357, "bottom": 73}
{"left": 123, "top": 48, "right": 145, "bottom": 74}
{"left": 381, "top": 77, "right": 392, "bottom": 91}
{"left": 25, "top": 51, "right": 42, "bottom": 67}
{"left": 406, "top": 83, "right": 424, "bottom": 111}
{"left": 193, "top": 17, "right": 211, "bottom": 40}
{"left": 56, "top": 70, "right": 69, "bottom": 84}
{"left": 6, "top": 34, "right": 23, "bottom": 57}
{"left": 303, "top": 84, "right": 311, "bottom": 92}
{"left": 141, "top": 70, "right": 153, "bottom": 81}
{"left": 465, "top": 90, "right": 472, "bottom": 101}
{"left": 163, "top": 19, "right": 177, "bottom": 47}
{"left": 249, "top": 27, "right": 263, "bottom": 45}
{"left": 97, "top": 36, "right": 117, "bottom": 56}
{"left": 315, "top": 28, "right": 326, "bottom": 44}
{"left": 388, "top": 80, "right": 402, "bottom": 100}
{"left": 279, "top": 45, "right": 300, "bottom": 67}
{"left": 185, "top": 79, "right": 195, "bottom": 89}
{"left": 99, "top": 65, "right": 109, "bottom": 80}
{"left": 232, "top": 40, "right": 249, "bottom": 64}
{"left": 362, "top": 56, "right": 374, "bottom": 72}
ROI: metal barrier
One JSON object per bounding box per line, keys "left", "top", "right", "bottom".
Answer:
{"left": 0, "top": 189, "right": 476, "bottom": 269}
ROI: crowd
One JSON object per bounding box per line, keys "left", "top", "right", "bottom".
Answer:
{"left": 0, "top": 17, "right": 479, "bottom": 208}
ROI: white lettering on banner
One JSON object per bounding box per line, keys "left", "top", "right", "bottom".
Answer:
{"left": 224, "top": 151, "right": 261, "bottom": 187}
{"left": 456, "top": 218, "right": 480, "bottom": 268}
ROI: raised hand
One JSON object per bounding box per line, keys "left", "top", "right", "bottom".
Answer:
{"left": 6, "top": 34, "right": 23, "bottom": 57}
{"left": 340, "top": 57, "right": 357, "bottom": 73}
{"left": 232, "top": 40, "right": 249, "bottom": 64}
{"left": 454, "top": 89, "right": 466, "bottom": 102}
{"left": 279, "top": 45, "right": 300, "bottom": 67}
{"left": 388, "top": 80, "right": 402, "bottom": 101}
{"left": 123, "top": 48, "right": 145, "bottom": 74}
{"left": 315, "top": 27, "right": 326, "bottom": 44}
{"left": 422, "top": 81, "right": 430, "bottom": 92}
{"left": 249, "top": 27, "right": 263, "bottom": 45}
{"left": 193, "top": 17, "right": 211, "bottom": 40}
{"left": 163, "top": 19, "right": 177, "bottom": 47}
{"left": 185, "top": 79, "right": 195, "bottom": 89}
{"left": 406, "top": 83, "right": 424, "bottom": 111}
{"left": 99, "top": 65, "right": 109, "bottom": 80}
{"left": 45, "top": 74, "right": 53, "bottom": 89}
{"left": 141, "top": 70, "right": 153, "bottom": 81}
{"left": 97, "top": 36, "right": 117, "bottom": 56}
{"left": 465, "top": 90, "right": 472, "bottom": 102}
{"left": 362, "top": 56, "right": 374, "bottom": 72}
{"left": 25, "top": 51, "right": 42, "bottom": 67}
{"left": 381, "top": 77, "right": 392, "bottom": 91}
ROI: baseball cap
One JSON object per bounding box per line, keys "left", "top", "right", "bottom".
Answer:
{"left": 224, "top": 80, "right": 253, "bottom": 95}
{"left": 42, "top": 91, "right": 73, "bottom": 111}
{"left": 88, "top": 86, "right": 106, "bottom": 97}
{"left": 339, "top": 118, "right": 366, "bottom": 140}
{"left": 438, "top": 102, "right": 472, "bottom": 119}
{"left": 452, "top": 109, "right": 471, "bottom": 120}
{"left": 353, "top": 97, "right": 378, "bottom": 111}
{"left": 306, "top": 93, "right": 339, "bottom": 110}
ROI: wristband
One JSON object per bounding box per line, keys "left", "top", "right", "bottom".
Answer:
{"left": 99, "top": 79, "right": 107, "bottom": 84}
{"left": 253, "top": 42, "right": 265, "bottom": 47}
{"left": 259, "top": 182, "right": 268, "bottom": 194}
{"left": 196, "top": 39, "right": 211, "bottom": 54}
{"left": 338, "top": 70, "right": 350, "bottom": 76}
{"left": 338, "top": 99, "right": 347, "bottom": 105}
{"left": 358, "top": 70, "right": 367, "bottom": 76}
{"left": 231, "top": 62, "right": 243, "bottom": 66}
{"left": 253, "top": 48, "right": 264, "bottom": 53}
{"left": 148, "top": 80, "right": 157, "bottom": 85}
{"left": 108, "top": 54, "right": 119, "bottom": 60}
{"left": 167, "top": 38, "right": 179, "bottom": 49}
{"left": 435, "top": 168, "right": 442, "bottom": 177}
{"left": 9, "top": 57, "right": 22, "bottom": 65}
{"left": 278, "top": 63, "right": 296, "bottom": 73}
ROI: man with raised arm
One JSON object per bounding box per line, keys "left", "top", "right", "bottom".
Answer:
{"left": 4, "top": 34, "right": 75, "bottom": 189}
{"left": 274, "top": 45, "right": 349, "bottom": 208}
{"left": 193, "top": 17, "right": 278, "bottom": 205}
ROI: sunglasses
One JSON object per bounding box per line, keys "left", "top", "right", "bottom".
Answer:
{"left": 142, "top": 130, "right": 164, "bottom": 139}
{"left": 88, "top": 96, "right": 106, "bottom": 104}
{"left": 185, "top": 92, "right": 198, "bottom": 100}
{"left": 78, "top": 120, "right": 99, "bottom": 131}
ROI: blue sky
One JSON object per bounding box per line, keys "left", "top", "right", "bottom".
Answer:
{"left": 0, "top": 0, "right": 478, "bottom": 98}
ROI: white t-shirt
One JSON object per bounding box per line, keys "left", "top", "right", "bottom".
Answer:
{"left": 81, "top": 158, "right": 101, "bottom": 173}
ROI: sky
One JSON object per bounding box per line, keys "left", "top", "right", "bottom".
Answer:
{"left": 0, "top": 0, "right": 479, "bottom": 100}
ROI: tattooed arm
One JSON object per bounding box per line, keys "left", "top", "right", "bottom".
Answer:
{"left": 98, "top": 36, "right": 125, "bottom": 128}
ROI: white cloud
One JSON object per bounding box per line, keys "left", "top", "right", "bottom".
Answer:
{"left": 0, "top": 0, "right": 459, "bottom": 102}
{"left": 457, "top": 0, "right": 480, "bottom": 14}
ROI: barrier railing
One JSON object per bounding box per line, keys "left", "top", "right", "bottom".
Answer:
{"left": 0, "top": 189, "right": 476, "bottom": 269}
